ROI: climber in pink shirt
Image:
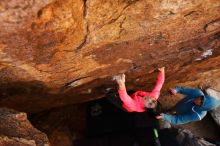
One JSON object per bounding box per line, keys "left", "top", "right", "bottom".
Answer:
{"left": 114, "top": 67, "right": 165, "bottom": 112}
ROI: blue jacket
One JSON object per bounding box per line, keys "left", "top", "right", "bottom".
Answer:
{"left": 162, "top": 87, "right": 220, "bottom": 125}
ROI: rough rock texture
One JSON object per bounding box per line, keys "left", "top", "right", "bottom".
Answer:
{"left": 30, "top": 105, "right": 86, "bottom": 146}
{"left": 165, "top": 129, "right": 218, "bottom": 146}
{"left": 206, "top": 88, "right": 220, "bottom": 126}
{"left": 0, "top": 108, "right": 50, "bottom": 146}
{"left": 0, "top": 0, "right": 220, "bottom": 112}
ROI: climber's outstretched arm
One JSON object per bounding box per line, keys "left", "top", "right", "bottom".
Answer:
{"left": 115, "top": 74, "right": 137, "bottom": 110}
{"left": 151, "top": 67, "right": 165, "bottom": 99}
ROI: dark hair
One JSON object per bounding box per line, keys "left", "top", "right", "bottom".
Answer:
{"left": 146, "top": 101, "right": 162, "bottom": 117}
{"left": 195, "top": 96, "right": 204, "bottom": 106}
{"left": 197, "top": 96, "right": 204, "bottom": 101}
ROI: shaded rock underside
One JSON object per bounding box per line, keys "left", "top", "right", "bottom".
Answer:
{"left": 0, "top": 0, "right": 220, "bottom": 113}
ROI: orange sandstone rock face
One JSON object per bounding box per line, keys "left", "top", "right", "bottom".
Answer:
{"left": 0, "top": 0, "right": 219, "bottom": 112}
{"left": 0, "top": 108, "right": 50, "bottom": 146}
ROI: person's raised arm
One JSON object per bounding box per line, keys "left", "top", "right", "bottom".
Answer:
{"left": 170, "top": 86, "right": 203, "bottom": 97}
{"left": 152, "top": 67, "right": 165, "bottom": 99}
{"left": 115, "top": 74, "right": 137, "bottom": 110}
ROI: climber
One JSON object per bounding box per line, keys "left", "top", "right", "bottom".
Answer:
{"left": 156, "top": 86, "right": 220, "bottom": 125}
{"left": 109, "top": 67, "right": 165, "bottom": 112}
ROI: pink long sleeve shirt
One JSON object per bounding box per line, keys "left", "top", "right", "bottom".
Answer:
{"left": 118, "top": 71, "right": 165, "bottom": 112}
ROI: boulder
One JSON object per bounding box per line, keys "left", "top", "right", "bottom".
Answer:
{"left": 0, "top": 108, "right": 50, "bottom": 146}
{"left": 206, "top": 88, "right": 220, "bottom": 126}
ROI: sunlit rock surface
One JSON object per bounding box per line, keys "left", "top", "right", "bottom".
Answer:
{"left": 0, "top": 0, "right": 220, "bottom": 112}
